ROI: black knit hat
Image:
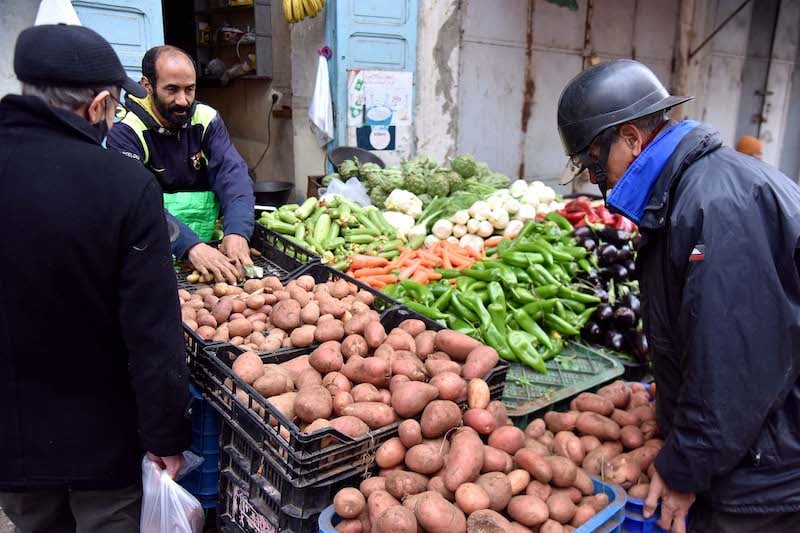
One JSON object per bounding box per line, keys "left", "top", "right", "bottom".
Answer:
{"left": 14, "top": 24, "right": 147, "bottom": 99}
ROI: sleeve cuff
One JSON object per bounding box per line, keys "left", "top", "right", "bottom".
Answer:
{"left": 173, "top": 230, "right": 202, "bottom": 260}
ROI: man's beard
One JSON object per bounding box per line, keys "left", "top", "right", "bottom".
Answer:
{"left": 154, "top": 93, "right": 191, "bottom": 129}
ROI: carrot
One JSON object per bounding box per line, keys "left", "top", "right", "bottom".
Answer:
{"left": 484, "top": 236, "right": 504, "bottom": 247}
{"left": 349, "top": 254, "right": 389, "bottom": 270}
{"left": 358, "top": 274, "right": 397, "bottom": 286}
{"left": 398, "top": 259, "right": 422, "bottom": 281}
{"left": 441, "top": 247, "right": 453, "bottom": 270}
{"left": 448, "top": 253, "right": 473, "bottom": 268}
{"left": 411, "top": 270, "right": 430, "bottom": 283}
{"left": 352, "top": 266, "right": 391, "bottom": 278}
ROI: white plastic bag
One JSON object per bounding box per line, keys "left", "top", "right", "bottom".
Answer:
{"left": 309, "top": 55, "right": 334, "bottom": 146}
{"left": 35, "top": 0, "right": 82, "bottom": 25}
{"left": 140, "top": 456, "right": 204, "bottom": 533}
{"left": 325, "top": 177, "right": 371, "bottom": 206}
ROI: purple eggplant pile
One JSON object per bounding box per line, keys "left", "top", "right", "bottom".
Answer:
{"left": 573, "top": 225, "right": 650, "bottom": 363}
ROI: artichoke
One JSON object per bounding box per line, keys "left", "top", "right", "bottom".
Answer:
{"left": 337, "top": 158, "right": 360, "bottom": 179}
{"left": 411, "top": 154, "right": 439, "bottom": 171}
{"left": 418, "top": 193, "right": 433, "bottom": 207}
{"left": 426, "top": 172, "right": 450, "bottom": 197}
{"left": 359, "top": 161, "right": 382, "bottom": 176}
{"left": 474, "top": 161, "right": 491, "bottom": 177}
{"left": 436, "top": 169, "right": 463, "bottom": 193}
{"left": 378, "top": 169, "right": 405, "bottom": 193}
{"left": 450, "top": 154, "right": 479, "bottom": 179}
{"left": 403, "top": 169, "right": 428, "bottom": 195}
{"left": 369, "top": 187, "right": 389, "bottom": 208}
{"left": 483, "top": 172, "right": 512, "bottom": 189}
{"left": 321, "top": 172, "right": 339, "bottom": 186}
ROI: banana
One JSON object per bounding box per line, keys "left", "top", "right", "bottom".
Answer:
{"left": 303, "top": 0, "right": 316, "bottom": 18}
{"left": 283, "top": 0, "right": 293, "bottom": 22}
{"left": 309, "top": 0, "right": 321, "bottom": 15}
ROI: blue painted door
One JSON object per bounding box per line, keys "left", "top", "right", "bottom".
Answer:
{"left": 71, "top": 0, "right": 164, "bottom": 80}
{"left": 327, "top": 0, "right": 418, "bottom": 160}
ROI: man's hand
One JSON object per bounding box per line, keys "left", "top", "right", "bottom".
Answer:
{"left": 644, "top": 469, "right": 696, "bottom": 533}
{"left": 187, "top": 242, "right": 240, "bottom": 284}
{"left": 220, "top": 234, "right": 253, "bottom": 278}
{"left": 146, "top": 452, "right": 185, "bottom": 480}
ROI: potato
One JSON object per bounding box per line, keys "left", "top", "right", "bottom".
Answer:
{"left": 508, "top": 522, "right": 535, "bottom": 533}
{"left": 280, "top": 354, "right": 312, "bottom": 380}
{"left": 420, "top": 400, "right": 462, "bottom": 438}
{"left": 385, "top": 471, "right": 429, "bottom": 500}
{"left": 454, "top": 483, "right": 490, "bottom": 515}
{"left": 462, "top": 345, "right": 499, "bottom": 380}
{"left": 526, "top": 479, "right": 552, "bottom": 501}
{"left": 553, "top": 431, "right": 585, "bottom": 465}
{"left": 342, "top": 356, "right": 390, "bottom": 387}
{"left": 425, "top": 359, "right": 462, "bottom": 377}
{"left": 434, "top": 330, "right": 482, "bottom": 362}
{"left": 344, "top": 383, "right": 378, "bottom": 404}
{"left": 515, "top": 449, "right": 552, "bottom": 483}
{"left": 373, "top": 344, "right": 395, "bottom": 361}
{"left": 630, "top": 405, "right": 656, "bottom": 423}
{"left": 330, "top": 415, "right": 370, "bottom": 438}
{"left": 466, "top": 509, "right": 511, "bottom": 531}
{"left": 398, "top": 419, "right": 423, "bottom": 449}
{"left": 334, "top": 487, "right": 366, "bottom": 519}
{"left": 524, "top": 418, "right": 546, "bottom": 440}
{"left": 195, "top": 325, "right": 216, "bottom": 340}
{"left": 476, "top": 472, "right": 512, "bottom": 512}
{"left": 581, "top": 493, "right": 609, "bottom": 513}
{"left": 429, "top": 372, "right": 466, "bottom": 402}
{"left": 322, "top": 371, "right": 350, "bottom": 395}
{"left": 540, "top": 519, "right": 566, "bottom": 533}
{"left": 467, "top": 379, "right": 491, "bottom": 410}
{"left": 297, "top": 300, "right": 320, "bottom": 325}
{"left": 413, "top": 492, "right": 467, "bottom": 533}
{"left": 488, "top": 426, "right": 525, "bottom": 455}
{"left": 197, "top": 314, "right": 218, "bottom": 328}
{"left": 523, "top": 438, "right": 552, "bottom": 457}
{"left": 289, "top": 324, "right": 316, "bottom": 347}
{"left": 388, "top": 374, "right": 410, "bottom": 393}
{"left": 373, "top": 505, "right": 417, "bottom": 533}
{"left": 444, "top": 428, "right": 485, "bottom": 492}
{"left": 385, "top": 329, "right": 417, "bottom": 353}
{"left": 571, "top": 392, "right": 614, "bottom": 416}
{"left": 575, "top": 412, "right": 621, "bottom": 441}
{"left": 579, "top": 435, "right": 601, "bottom": 454}
{"left": 342, "top": 402, "right": 395, "bottom": 429}
{"left": 367, "top": 490, "right": 400, "bottom": 526}
{"left": 390, "top": 357, "right": 428, "bottom": 382}
{"left": 341, "top": 334, "right": 369, "bottom": 360}
{"left": 295, "top": 368, "right": 323, "bottom": 390}
{"left": 482, "top": 445, "right": 513, "bottom": 474}
{"left": 266, "top": 391, "right": 297, "bottom": 426}
{"left": 597, "top": 380, "right": 631, "bottom": 409}
{"left": 414, "top": 331, "right": 436, "bottom": 360}
{"left": 212, "top": 324, "right": 230, "bottom": 342}
{"left": 547, "top": 492, "right": 576, "bottom": 524}
{"left": 332, "top": 391, "right": 354, "bottom": 416}
{"left": 319, "top": 298, "right": 346, "bottom": 318}
{"left": 376, "top": 437, "right": 407, "bottom": 469}
{"left": 620, "top": 425, "right": 645, "bottom": 450}
{"left": 232, "top": 351, "right": 264, "bottom": 384}
{"left": 607, "top": 453, "right": 641, "bottom": 488}
{"left": 629, "top": 391, "right": 652, "bottom": 408}
{"left": 426, "top": 351, "right": 451, "bottom": 361}
{"left": 640, "top": 420, "right": 659, "bottom": 440}
{"left": 362, "top": 321, "right": 386, "bottom": 349}
{"left": 406, "top": 444, "right": 444, "bottom": 475}
{"left": 628, "top": 445, "right": 659, "bottom": 471}
{"left": 315, "top": 319, "right": 345, "bottom": 343}
{"left": 570, "top": 504, "right": 596, "bottom": 527}
{"left": 253, "top": 372, "right": 291, "bottom": 398}
{"left": 573, "top": 468, "right": 594, "bottom": 496}
{"left": 547, "top": 456, "right": 578, "bottom": 488}
{"left": 271, "top": 299, "right": 301, "bottom": 330}
{"left": 487, "top": 400, "right": 510, "bottom": 428}
{"left": 628, "top": 483, "right": 649, "bottom": 499}
{"left": 581, "top": 443, "right": 622, "bottom": 475}
{"left": 508, "top": 495, "right": 550, "bottom": 527}
{"left": 211, "top": 298, "right": 233, "bottom": 324}
{"left": 359, "top": 477, "right": 386, "bottom": 500}
{"left": 463, "top": 409, "right": 496, "bottom": 435}
{"left": 544, "top": 411, "right": 579, "bottom": 433}
{"left": 354, "top": 289, "right": 374, "bottom": 305}
{"left": 392, "top": 382, "right": 439, "bottom": 418}
{"left": 294, "top": 385, "right": 332, "bottom": 423}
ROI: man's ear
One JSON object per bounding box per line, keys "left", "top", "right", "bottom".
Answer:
{"left": 619, "top": 123, "right": 644, "bottom": 157}
{"left": 141, "top": 76, "right": 153, "bottom": 94}
{"left": 87, "top": 90, "right": 110, "bottom": 123}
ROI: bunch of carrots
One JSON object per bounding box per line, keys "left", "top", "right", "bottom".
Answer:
{"left": 345, "top": 239, "right": 494, "bottom": 289}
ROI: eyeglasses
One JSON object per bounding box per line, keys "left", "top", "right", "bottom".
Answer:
{"left": 107, "top": 93, "right": 128, "bottom": 124}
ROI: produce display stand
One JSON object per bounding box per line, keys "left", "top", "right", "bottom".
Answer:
{"left": 318, "top": 477, "right": 627, "bottom": 533}
{"left": 502, "top": 341, "right": 624, "bottom": 429}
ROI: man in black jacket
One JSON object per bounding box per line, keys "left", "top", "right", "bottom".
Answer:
{"left": 0, "top": 25, "right": 190, "bottom": 532}
{"left": 558, "top": 60, "right": 800, "bottom": 533}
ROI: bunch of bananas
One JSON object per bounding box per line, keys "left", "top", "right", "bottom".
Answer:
{"left": 283, "top": 0, "right": 325, "bottom": 23}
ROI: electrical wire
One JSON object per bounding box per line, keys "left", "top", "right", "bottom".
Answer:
{"left": 253, "top": 97, "right": 277, "bottom": 172}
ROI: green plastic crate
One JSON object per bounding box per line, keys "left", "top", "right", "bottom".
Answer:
{"left": 502, "top": 341, "right": 624, "bottom": 429}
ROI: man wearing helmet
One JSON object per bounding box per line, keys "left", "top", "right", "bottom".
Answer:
{"left": 558, "top": 60, "right": 800, "bottom": 533}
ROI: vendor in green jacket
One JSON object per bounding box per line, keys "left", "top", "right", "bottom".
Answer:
{"left": 107, "top": 45, "right": 254, "bottom": 283}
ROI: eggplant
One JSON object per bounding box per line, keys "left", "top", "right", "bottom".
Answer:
{"left": 595, "top": 303, "right": 614, "bottom": 323}
{"left": 581, "top": 238, "right": 597, "bottom": 252}
{"left": 625, "top": 260, "right": 637, "bottom": 276}
{"left": 631, "top": 234, "right": 643, "bottom": 251}
{"left": 578, "top": 270, "right": 600, "bottom": 285}
{"left": 598, "top": 267, "right": 614, "bottom": 281}
{"left": 625, "top": 330, "right": 650, "bottom": 362}
{"left": 605, "top": 330, "right": 625, "bottom": 351}
{"left": 620, "top": 293, "right": 641, "bottom": 316}
{"left": 616, "top": 244, "right": 633, "bottom": 263}
{"left": 598, "top": 226, "right": 632, "bottom": 246}
{"left": 573, "top": 226, "right": 596, "bottom": 240}
{"left": 599, "top": 244, "right": 619, "bottom": 266}
{"left": 610, "top": 263, "right": 629, "bottom": 281}
{"left": 594, "top": 288, "right": 609, "bottom": 303}
{"left": 614, "top": 306, "right": 637, "bottom": 329}
{"left": 581, "top": 321, "right": 603, "bottom": 343}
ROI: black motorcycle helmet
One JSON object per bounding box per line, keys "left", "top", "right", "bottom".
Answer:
{"left": 557, "top": 60, "right": 692, "bottom": 195}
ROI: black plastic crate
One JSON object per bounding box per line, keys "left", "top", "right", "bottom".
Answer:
{"left": 286, "top": 262, "right": 401, "bottom": 312}
{"left": 196, "top": 306, "right": 509, "bottom": 487}
{"left": 216, "top": 420, "right": 364, "bottom": 533}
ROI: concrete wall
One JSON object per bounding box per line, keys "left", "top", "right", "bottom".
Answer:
{"left": 0, "top": 0, "right": 39, "bottom": 97}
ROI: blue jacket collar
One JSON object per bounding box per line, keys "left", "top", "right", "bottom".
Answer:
{"left": 607, "top": 120, "right": 700, "bottom": 224}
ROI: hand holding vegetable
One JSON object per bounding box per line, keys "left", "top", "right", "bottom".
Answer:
{"left": 187, "top": 242, "right": 241, "bottom": 284}
{"left": 220, "top": 234, "right": 254, "bottom": 278}
{"left": 644, "top": 469, "right": 695, "bottom": 533}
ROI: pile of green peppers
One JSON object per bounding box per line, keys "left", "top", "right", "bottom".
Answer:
{"left": 383, "top": 214, "right": 601, "bottom": 373}
{"left": 258, "top": 196, "right": 421, "bottom": 269}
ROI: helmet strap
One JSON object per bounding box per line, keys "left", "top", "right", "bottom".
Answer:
{"left": 589, "top": 141, "right": 612, "bottom": 203}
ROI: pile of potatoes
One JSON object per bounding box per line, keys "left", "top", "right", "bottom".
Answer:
{"left": 531, "top": 381, "right": 661, "bottom": 501}
{"left": 179, "top": 275, "right": 380, "bottom": 351}
{"left": 329, "top": 380, "right": 613, "bottom": 533}
{"left": 225, "top": 318, "right": 501, "bottom": 444}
